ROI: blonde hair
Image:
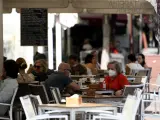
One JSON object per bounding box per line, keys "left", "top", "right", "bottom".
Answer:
{"left": 34, "top": 59, "right": 48, "bottom": 73}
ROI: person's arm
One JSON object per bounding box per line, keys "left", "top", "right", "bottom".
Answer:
{"left": 88, "top": 64, "right": 98, "bottom": 75}
{"left": 115, "top": 75, "right": 129, "bottom": 96}
{"left": 125, "top": 65, "right": 131, "bottom": 75}
{"left": 144, "top": 64, "right": 148, "bottom": 69}
{"left": 68, "top": 82, "right": 80, "bottom": 91}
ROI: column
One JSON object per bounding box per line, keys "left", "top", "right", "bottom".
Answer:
{"left": 101, "top": 15, "right": 110, "bottom": 69}
{"left": 0, "top": 0, "right": 3, "bottom": 73}
{"left": 67, "top": 28, "right": 71, "bottom": 55}
{"left": 55, "top": 15, "right": 62, "bottom": 70}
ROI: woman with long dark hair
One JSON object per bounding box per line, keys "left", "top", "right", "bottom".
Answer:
{"left": 137, "top": 53, "right": 148, "bottom": 68}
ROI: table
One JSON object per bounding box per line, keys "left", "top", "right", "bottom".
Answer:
{"left": 39, "top": 103, "right": 117, "bottom": 120}
{"left": 82, "top": 95, "right": 125, "bottom": 104}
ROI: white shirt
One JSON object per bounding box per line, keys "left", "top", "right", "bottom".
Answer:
{"left": 127, "top": 63, "right": 144, "bottom": 75}
{"left": 127, "top": 63, "right": 144, "bottom": 70}
{"left": 0, "top": 77, "right": 18, "bottom": 115}
{"left": 83, "top": 44, "right": 92, "bottom": 50}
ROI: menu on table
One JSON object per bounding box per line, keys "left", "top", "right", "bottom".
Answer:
{"left": 21, "top": 8, "right": 48, "bottom": 46}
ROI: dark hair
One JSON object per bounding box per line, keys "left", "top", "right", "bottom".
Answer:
{"left": 138, "top": 53, "right": 146, "bottom": 67}
{"left": 4, "top": 60, "right": 19, "bottom": 79}
{"left": 128, "top": 54, "right": 136, "bottom": 62}
{"left": 68, "top": 55, "right": 79, "bottom": 61}
{"left": 16, "top": 57, "right": 27, "bottom": 70}
{"left": 33, "top": 52, "right": 47, "bottom": 62}
{"left": 3, "top": 56, "right": 7, "bottom": 61}
{"left": 85, "top": 54, "right": 94, "bottom": 64}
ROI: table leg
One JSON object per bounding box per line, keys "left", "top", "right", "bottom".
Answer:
{"left": 70, "top": 109, "right": 76, "bottom": 120}
{"left": 113, "top": 108, "right": 117, "bottom": 115}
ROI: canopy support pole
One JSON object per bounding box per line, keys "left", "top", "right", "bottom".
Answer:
{"left": 0, "top": 0, "right": 3, "bottom": 73}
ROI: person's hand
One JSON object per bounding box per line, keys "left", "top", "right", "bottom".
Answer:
{"left": 27, "top": 64, "right": 34, "bottom": 74}
{"left": 115, "top": 90, "right": 123, "bottom": 96}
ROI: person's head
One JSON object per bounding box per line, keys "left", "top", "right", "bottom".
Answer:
{"left": 58, "top": 63, "right": 71, "bottom": 77}
{"left": 3, "top": 56, "right": 7, "bottom": 62}
{"left": 34, "top": 59, "right": 48, "bottom": 73}
{"left": 3, "top": 60, "right": 19, "bottom": 79}
{"left": 91, "top": 50, "right": 97, "bottom": 58}
{"left": 16, "top": 57, "right": 27, "bottom": 71}
{"left": 128, "top": 54, "right": 136, "bottom": 63}
{"left": 85, "top": 54, "right": 96, "bottom": 64}
{"left": 137, "top": 53, "right": 146, "bottom": 66}
{"left": 107, "top": 61, "right": 121, "bottom": 77}
{"left": 84, "top": 39, "right": 90, "bottom": 44}
{"left": 33, "top": 52, "right": 47, "bottom": 63}
{"left": 68, "top": 55, "right": 79, "bottom": 67}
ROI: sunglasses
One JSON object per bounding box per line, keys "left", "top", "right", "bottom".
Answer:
{"left": 34, "top": 65, "right": 41, "bottom": 69}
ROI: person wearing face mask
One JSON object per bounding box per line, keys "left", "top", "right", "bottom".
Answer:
{"left": 104, "top": 61, "right": 129, "bottom": 96}
{"left": 45, "top": 62, "right": 80, "bottom": 100}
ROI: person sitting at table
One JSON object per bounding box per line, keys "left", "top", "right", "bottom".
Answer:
{"left": 68, "top": 55, "right": 87, "bottom": 75}
{"left": 45, "top": 62, "right": 80, "bottom": 99}
{"left": 126, "top": 54, "right": 144, "bottom": 75}
{"left": 0, "top": 60, "right": 19, "bottom": 115}
{"left": 84, "top": 54, "right": 98, "bottom": 75}
{"left": 137, "top": 53, "right": 148, "bottom": 68}
{"left": 16, "top": 57, "right": 35, "bottom": 83}
{"left": 104, "top": 61, "right": 129, "bottom": 96}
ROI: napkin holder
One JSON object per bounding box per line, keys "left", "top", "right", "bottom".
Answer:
{"left": 66, "top": 95, "right": 82, "bottom": 106}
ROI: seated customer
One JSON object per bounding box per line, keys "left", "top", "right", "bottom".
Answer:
{"left": 126, "top": 54, "right": 144, "bottom": 75}
{"left": 45, "top": 63, "right": 80, "bottom": 98}
{"left": 16, "top": 57, "right": 35, "bottom": 83}
{"left": 68, "top": 55, "right": 87, "bottom": 75}
{"left": 104, "top": 61, "right": 129, "bottom": 96}
{"left": 84, "top": 54, "right": 98, "bottom": 75}
{"left": 0, "top": 60, "right": 19, "bottom": 115}
{"left": 28, "top": 59, "right": 50, "bottom": 82}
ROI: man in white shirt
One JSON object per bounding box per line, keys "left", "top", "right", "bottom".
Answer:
{"left": 126, "top": 54, "right": 144, "bottom": 75}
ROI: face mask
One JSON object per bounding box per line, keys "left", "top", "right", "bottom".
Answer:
{"left": 108, "top": 70, "right": 117, "bottom": 77}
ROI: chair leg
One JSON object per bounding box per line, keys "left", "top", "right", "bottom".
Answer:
{"left": 10, "top": 108, "right": 13, "bottom": 120}
{"left": 88, "top": 113, "right": 91, "bottom": 120}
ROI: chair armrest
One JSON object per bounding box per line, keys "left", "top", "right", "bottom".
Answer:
{"left": 45, "top": 110, "right": 69, "bottom": 114}
{"left": 145, "top": 83, "right": 160, "bottom": 87}
{"left": 0, "top": 103, "right": 10, "bottom": 106}
{"left": 49, "top": 100, "right": 55, "bottom": 103}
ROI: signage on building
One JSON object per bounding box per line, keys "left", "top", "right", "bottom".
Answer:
{"left": 21, "top": 8, "right": 48, "bottom": 46}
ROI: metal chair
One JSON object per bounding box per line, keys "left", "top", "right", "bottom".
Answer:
{"left": 141, "top": 84, "right": 160, "bottom": 120}
{"left": 20, "top": 95, "right": 68, "bottom": 120}
{"left": 0, "top": 87, "right": 18, "bottom": 120}
{"left": 122, "top": 84, "right": 144, "bottom": 97}
{"left": 92, "top": 89, "right": 142, "bottom": 120}
{"left": 50, "top": 87, "right": 66, "bottom": 104}
{"left": 28, "top": 84, "right": 54, "bottom": 104}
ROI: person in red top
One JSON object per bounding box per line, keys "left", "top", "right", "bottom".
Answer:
{"left": 104, "top": 61, "right": 129, "bottom": 96}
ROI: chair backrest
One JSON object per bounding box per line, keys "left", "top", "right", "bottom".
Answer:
{"left": 28, "top": 84, "right": 50, "bottom": 104}
{"left": 15, "top": 82, "right": 39, "bottom": 102}
{"left": 123, "top": 84, "right": 144, "bottom": 97}
{"left": 122, "top": 89, "right": 142, "bottom": 120}
{"left": 10, "top": 87, "right": 18, "bottom": 110}
{"left": 50, "top": 87, "right": 60, "bottom": 104}
{"left": 133, "top": 76, "right": 148, "bottom": 84}
{"left": 156, "top": 73, "right": 160, "bottom": 85}
{"left": 29, "top": 95, "right": 43, "bottom": 114}
{"left": 20, "top": 95, "right": 36, "bottom": 119}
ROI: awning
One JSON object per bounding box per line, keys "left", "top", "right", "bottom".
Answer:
{"left": 4, "top": 0, "right": 69, "bottom": 8}
{"left": 3, "top": 0, "right": 155, "bottom": 14}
